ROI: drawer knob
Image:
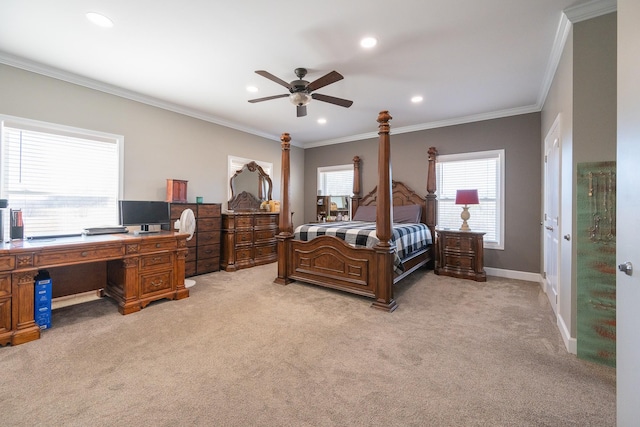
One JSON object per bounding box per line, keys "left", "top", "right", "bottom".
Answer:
{"left": 156, "top": 243, "right": 161, "bottom": 248}
{"left": 81, "top": 251, "right": 88, "bottom": 257}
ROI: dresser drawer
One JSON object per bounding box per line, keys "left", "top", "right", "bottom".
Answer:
{"left": 254, "top": 228, "right": 276, "bottom": 243}
{"left": 255, "top": 243, "right": 277, "bottom": 259}
{"left": 197, "top": 218, "right": 222, "bottom": 232}
{"left": 139, "top": 239, "right": 177, "bottom": 254}
{"left": 255, "top": 214, "right": 278, "bottom": 226}
{"left": 197, "top": 259, "right": 219, "bottom": 274}
{"left": 0, "top": 256, "right": 15, "bottom": 272}
{"left": 236, "top": 216, "right": 253, "bottom": 228}
{"left": 236, "top": 230, "right": 253, "bottom": 245}
{"left": 140, "top": 270, "right": 173, "bottom": 296}
{"left": 197, "top": 204, "right": 221, "bottom": 218}
{"left": 0, "top": 274, "right": 10, "bottom": 298}
{"left": 140, "top": 252, "right": 173, "bottom": 270}
{"left": 170, "top": 204, "right": 197, "bottom": 219}
{"left": 236, "top": 247, "right": 253, "bottom": 262}
{"left": 197, "top": 244, "right": 220, "bottom": 260}
{"left": 198, "top": 231, "right": 220, "bottom": 246}
{"left": 36, "top": 244, "right": 124, "bottom": 265}
{"left": 185, "top": 261, "right": 196, "bottom": 277}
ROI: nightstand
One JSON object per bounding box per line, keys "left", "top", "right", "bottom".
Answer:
{"left": 435, "top": 229, "right": 486, "bottom": 282}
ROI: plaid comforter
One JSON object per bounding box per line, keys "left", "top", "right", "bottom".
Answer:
{"left": 294, "top": 221, "right": 433, "bottom": 273}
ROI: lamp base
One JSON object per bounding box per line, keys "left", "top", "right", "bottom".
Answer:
{"left": 459, "top": 205, "right": 471, "bottom": 231}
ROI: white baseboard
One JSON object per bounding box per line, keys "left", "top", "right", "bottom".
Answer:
{"left": 484, "top": 267, "right": 542, "bottom": 283}
{"left": 558, "top": 313, "right": 577, "bottom": 354}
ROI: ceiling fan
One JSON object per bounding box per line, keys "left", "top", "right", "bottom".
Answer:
{"left": 248, "top": 68, "right": 353, "bottom": 117}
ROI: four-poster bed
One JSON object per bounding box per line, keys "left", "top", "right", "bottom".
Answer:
{"left": 275, "top": 111, "right": 437, "bottom": 311}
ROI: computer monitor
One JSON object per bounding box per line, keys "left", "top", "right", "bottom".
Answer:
{"left": 118, "top": 200, "right": 170, "bottom": 232}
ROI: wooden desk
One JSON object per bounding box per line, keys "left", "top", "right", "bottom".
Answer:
{"left": 0, "top": 232, "right": 189, "bottom": 346}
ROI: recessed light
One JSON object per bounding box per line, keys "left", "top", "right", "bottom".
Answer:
{"left": 411, "top": 96, "right": 424, "bottom": 103}
{"left": 246, "top": 86, "right": 258, "bottom": 93}
{"left": 317, "top": 118, "right": 327, "bottom": 125}
{"left": 360, "top": 37, "right": 377, "bottom": 49}
{"left": 86, "top": 12, "right": 114, "bottom": 28}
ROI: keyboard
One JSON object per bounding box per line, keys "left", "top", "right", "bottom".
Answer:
{"left": 82, "top": 226, "right": 128, "bottom": 235}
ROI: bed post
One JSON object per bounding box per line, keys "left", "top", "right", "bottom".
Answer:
{"left": 275, "top": 132, "right": 294, "bottom": 285}
{"left": 351, "top": 156, "right": 361, "bottom": 218}
{"left": 372, "top": 111, "right": 398, "bottom": 312}
{"left": 426, "top": 146, "right": 438, "bottom": 269}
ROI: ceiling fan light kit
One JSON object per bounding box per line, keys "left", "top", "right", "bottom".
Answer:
{"left": 248, "top": 68, "right": 353, "bottom": 117}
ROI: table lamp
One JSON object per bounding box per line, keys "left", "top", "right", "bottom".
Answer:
{"left": 455, "top": 189, "right": 479, "bottom": 231}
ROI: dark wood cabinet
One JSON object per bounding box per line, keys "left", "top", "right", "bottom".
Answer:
{"left": 170, "top": 203, "right": 221, "bottom": 276}
{"left": 221, "top": 212, "right": 278, "bottom": 271}
{"left": 316, "top": 195, "right": 350, "bottom": 221}
{"left": 435, "top": 229, "right": 486, "bottom": 282}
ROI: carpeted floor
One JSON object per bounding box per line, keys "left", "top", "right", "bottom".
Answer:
{"left": 0, "top": 263, "right": 616, "bottom": 426}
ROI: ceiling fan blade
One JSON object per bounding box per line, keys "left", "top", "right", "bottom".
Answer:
{"left": 297, "top": 105, "right": 307, "bottom": 117}
{"left": 311, "top": 93, "right": 353, "bottom": 108}
{"left": 306, "top": 71, "right": 344, "bottom": 92}
{"left": 255, "top": 70, "right": 293, "bottom": 90}
{"left": 248, "top": 94, "right": 289, "bottom": 103}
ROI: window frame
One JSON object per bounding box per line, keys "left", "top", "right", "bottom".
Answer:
{"left": 436, "top": 149, "right": 505, "bottom": 250}
{"left": 0, "top": 114, "right": 124, "bottom": 238}
{"left": 317, "top": 164, "right": 353, "bottom": 197}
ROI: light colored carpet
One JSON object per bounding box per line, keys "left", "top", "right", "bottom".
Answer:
{"left": 0, "top": 263, "right": 615, "bottom": 426}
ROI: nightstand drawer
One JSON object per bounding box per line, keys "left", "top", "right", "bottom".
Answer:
{"left": 443, "top": 235, "right": 473, "bottom": 252}
{"left": 443, "top": 254, "right": 473, "bottom": 270}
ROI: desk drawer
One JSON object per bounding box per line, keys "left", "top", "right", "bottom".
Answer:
{"left": 0, "top": 297, "right": 10, "bottom": 336}
{"left": 140, "top": 270, "right": 173, "bottom": 296}
{"left": 139, "top": 240, "right": 176, "bottom": 253}
{"left": 0, "top": 256, "right": 15, "bottom": 272}
{"left": 36, "top": 245, "right": 124, "bottom": 265}
{"left": 0, "top": 274, "right": 10, "bottom": 297}
{"left": 140, "top": 253, "right": 173, "bottom": 270}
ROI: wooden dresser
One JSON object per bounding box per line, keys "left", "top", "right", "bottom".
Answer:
{"left": 170, "top": 203, "right": 221, "bottom": 276}
{"left": 435, "top": 229, "right": 486, "bottom": 282}
{"left": 221, "top": 212, "right": 279, "bottom": 271}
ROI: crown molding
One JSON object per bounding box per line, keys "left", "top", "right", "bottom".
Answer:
{"left": 0, "top": 51, "right": 290, "bottom": 146}
{"left": 564, "top": 0, "right": 617, "bottom": 23}
{"left": 302, "top": 104, "right": 540, "bottom": 149}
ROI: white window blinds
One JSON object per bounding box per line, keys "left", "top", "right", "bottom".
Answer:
{"left": 436, "top": 150, "right": 504, "bottom": 248}
{"left": 317, "top": 165, "right": 352, "bottom": 196}
{"left": 1, "top": 119, "right": 122, "bottom": 238}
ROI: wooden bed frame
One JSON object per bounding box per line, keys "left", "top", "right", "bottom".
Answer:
{"left": 275, "top": 111, "right": 437, "bottom": 312}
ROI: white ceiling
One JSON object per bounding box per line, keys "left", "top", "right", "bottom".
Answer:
{"left": 0, "top": 0, "right": 615, "bottom": 148}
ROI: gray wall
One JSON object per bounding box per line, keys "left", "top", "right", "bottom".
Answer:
{"left": 0, "top": 64, "right": 305, "bottom": 219}
{"left": 305, "top": 113, "right": 542, "bottom": 273}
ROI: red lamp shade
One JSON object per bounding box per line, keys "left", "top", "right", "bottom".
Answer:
{"left": 455, "top": 189, "right": 479, "bottom": 205}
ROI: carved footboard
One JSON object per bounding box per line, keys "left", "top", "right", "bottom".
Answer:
{"left": 288, "top": 236, "right": 378, "bottom": 298}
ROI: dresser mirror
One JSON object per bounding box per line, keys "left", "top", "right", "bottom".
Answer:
{"left": 228, "top": 161, "right": 273, "bottom": 211}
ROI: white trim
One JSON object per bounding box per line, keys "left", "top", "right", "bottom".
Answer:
{"left": 484, "top": 267, "right": 542, "bottom": 283}
{"left": 564, "top": 0, "right": 617, "bottom": 23}
{"left": 557, "top": 312, "right": 577, "bottom": 354}
{"left": 0, "top": 114, "right": 125, "bottom": 199}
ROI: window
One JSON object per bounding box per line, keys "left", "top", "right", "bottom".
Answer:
{"left": 317, "top": 164, "right": 353, "bottom": 196}
{"left": 436, "top": 150, "right": 505, "bottom": 249}
{"left": 0, "top": 116, "right": 123, "bottom": 238}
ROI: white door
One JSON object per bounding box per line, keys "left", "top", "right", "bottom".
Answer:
{"left": 543, "top": 115, "right": 561, "bottom": 315}
{"left": 617, "top": 0, "right": 640, "bottom": 422}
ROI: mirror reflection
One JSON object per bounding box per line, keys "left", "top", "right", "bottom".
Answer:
{"left": 228, "top": 161, "right": 272, "bottom": 211}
